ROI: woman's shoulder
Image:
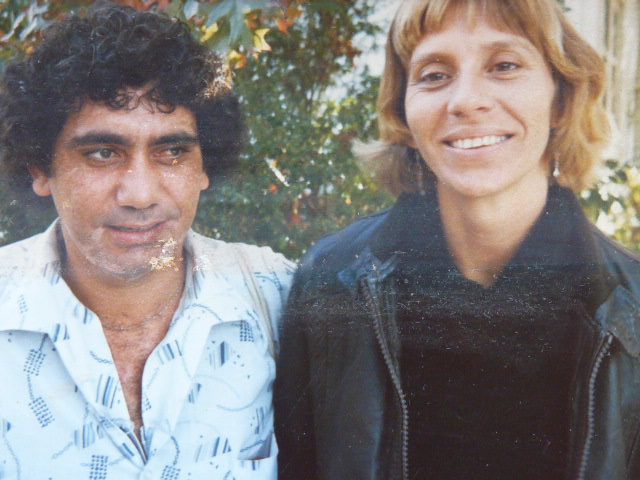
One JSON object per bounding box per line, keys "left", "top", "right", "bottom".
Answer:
{"left": 293, "top": 207, "right": 392, "bottom": 293}
{"left": 589, "top": 225, "right": 640, "bottom": 296}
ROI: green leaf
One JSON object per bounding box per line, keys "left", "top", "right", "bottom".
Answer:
{"left": 163, "top": 1, "right": 183, "bottom": 17}
{"left": 237, "top": 0, "right": 271, "bottom": 12}
{"left": 183, "top": 0, "right": 199, "bottom": 19}
{"left": 203, "top": 0, "right": 235, "bottom": 27}
{"left": 202, "top": 19, "right": 230, "bottom": 51}
{"left": 228, "top": 3, "right": 245, "bottom": 44}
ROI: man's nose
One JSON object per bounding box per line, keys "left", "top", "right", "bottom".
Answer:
{"left": 446, "top": 71, "right": 494, "bottom": 117}
{"left": 116, "top": 154, "right": 161, "bottom": 210}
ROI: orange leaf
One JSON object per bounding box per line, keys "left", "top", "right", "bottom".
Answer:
{"left": 276, "top": 17, "right": 289, "bottom": 33}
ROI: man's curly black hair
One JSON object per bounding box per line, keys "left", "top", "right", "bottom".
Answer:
{"left": 0, "top": 1, "right": 244, "bottom": 188}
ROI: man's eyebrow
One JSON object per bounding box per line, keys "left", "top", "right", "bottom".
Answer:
{"left": 151, "top": 133, "right": 199, "bottom": 147}
{"left": 67, "top": 132, "right": 130, "bottom": 148}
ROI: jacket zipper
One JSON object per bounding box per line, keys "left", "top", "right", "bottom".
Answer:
{"left": 576, "top": 333, "right": 614, "bottom": 480}
{"left": 362, "top": 278, "right": 409, "bottom": 480}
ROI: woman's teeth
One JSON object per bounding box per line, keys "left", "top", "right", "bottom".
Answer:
{"left": 450, "top": 135, "right": 509, "bottom": 149}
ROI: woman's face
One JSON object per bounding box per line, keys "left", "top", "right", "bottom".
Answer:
{"left": 404, "top": 13, "right": 556, "bottom": 201}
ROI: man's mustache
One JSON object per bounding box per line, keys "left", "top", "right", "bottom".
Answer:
{"left": 102, "top": 206, "right": 180, "bottom": 226}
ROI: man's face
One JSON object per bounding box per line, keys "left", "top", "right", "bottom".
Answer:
{"left": 31, "top": 94, "right": 209, "bottom": 282}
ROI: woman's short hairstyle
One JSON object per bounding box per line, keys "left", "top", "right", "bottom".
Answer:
{"left": 355, "top": 0, "right": 609, "bottom": 195}
{"left": 0, "top": 2, "right": 245, "bottom": 189}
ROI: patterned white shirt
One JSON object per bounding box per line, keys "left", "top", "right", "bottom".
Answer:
{"left": 0, "top": 222, "right": 295, "bottom": 480}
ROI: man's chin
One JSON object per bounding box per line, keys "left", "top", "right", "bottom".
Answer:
{"left": 96, "top": 260, "right": 156, "bottom": 282}
{"left": 98, "top": 247, "right": 183, "bottom": 281}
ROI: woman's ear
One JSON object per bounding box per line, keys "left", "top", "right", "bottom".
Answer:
{"left": 28, "top": 166, "right": 52, "bottom": 197}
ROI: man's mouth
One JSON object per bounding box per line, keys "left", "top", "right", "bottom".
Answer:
{"left": 109, "top": 222, "right": 164, "bottom": 233}
{"left": 446, "top": 135, "right": 511, "bottom": 150}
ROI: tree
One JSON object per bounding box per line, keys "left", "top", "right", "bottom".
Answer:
{"left": 0, "top": 0, "right": 637, "bottom": 255}
{"left": 193, "top": 0, "right": 392, "bottom": 258}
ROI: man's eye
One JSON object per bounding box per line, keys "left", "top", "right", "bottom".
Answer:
{"left": 166, "top": 147, "right": 186, "bottom": 157}
{"left": 86, "top": 148, "right": 116, "bottom": 161}
{"left": 158, "top": 146, "right": 189, "bottom": 164}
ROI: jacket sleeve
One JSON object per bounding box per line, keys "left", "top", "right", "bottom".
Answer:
{"left": 274, "top": 265, "right": 319, "bottom": 480}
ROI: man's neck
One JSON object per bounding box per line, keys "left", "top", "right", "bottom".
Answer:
{"left": 60, "top": 247, "right": 187, "bottom": 331}
{"left": 438, "top": 179, "right": 549, "bottom": 287}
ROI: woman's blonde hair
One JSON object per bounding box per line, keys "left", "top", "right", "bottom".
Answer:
{"left": 355, "top": 0, "right": 609, "bottom": 195}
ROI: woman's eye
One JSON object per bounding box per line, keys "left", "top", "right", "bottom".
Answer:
{"left": 494, "top": 61, "right": 518, "bottom": 72}
{"left": 420, "top": 71, "right": 449, "bottom": 84}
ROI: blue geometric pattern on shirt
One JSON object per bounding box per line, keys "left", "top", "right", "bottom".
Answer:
{"left": 161, "top": 464, "right": 181, "bottom": 480}
{"left": 142, "top": 393, "right": 152, "bottom": 412}
{"left": 187, "top": 383, "right": 202, "bottom": 404}
{"left": 43, "top": 259, "right": 62, "bottom": 285}
{"left": 51, "top": 323, "right": 70, "bottom": 342}
{"left": 207, "top": 340, "right": 237, "bottom": 368}
{"left": 95, "top": 375, "right": 120, "bottom": 408}
{"left": 156, "top": 340, "right": 183, "bottom": 364}
{"left": 239, "top": 320, "right": 254, "bottom": 342}
{"left": 251, "top": 407, "right": 267, "bottom": 435}
{"left": 17, "top": 294, "right": 27, "bottom": 314}
{"left": 72, "top": 303, "right": 95, "bottom": 325}
{"left": 28, "top": 396, "right": 54, "bottom": 427}
{"left": 74, "top": 422, "right": 105, "bottom": 448}
{"left": 120, "top": 442, "right": 137, "bottom": 458}
{"left": 24, "top": 348, "right": 46, "bottom": 375}
{"left": 88, "top": 454, "right": 108, "bottom": 480}
{"left": 194, "top": 437, "right": 233, "bottom": 461}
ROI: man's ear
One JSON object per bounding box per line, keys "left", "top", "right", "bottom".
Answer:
{"left": 27, "top": 166, "right": 52, "bottom": 197}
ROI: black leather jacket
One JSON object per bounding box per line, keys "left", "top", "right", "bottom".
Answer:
{"left": 275, "top": 193, "right": 640, "bottom": 480}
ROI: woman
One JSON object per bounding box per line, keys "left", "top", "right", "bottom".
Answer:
{"left": 274, "top": 0, "right": 640, "bottom": 479}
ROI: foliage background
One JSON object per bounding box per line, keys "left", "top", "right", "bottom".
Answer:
{"left": 0, "top": 0, "right": 637, "bottom": 258}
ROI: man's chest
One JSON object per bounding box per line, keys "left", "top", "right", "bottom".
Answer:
{"left": 104, "top": 326, "right": 169, "bottom": 433}
{"left": 0, "top": 318, "right": 277, "bottom": 479}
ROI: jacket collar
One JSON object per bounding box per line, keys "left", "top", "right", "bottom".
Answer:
{"left": 339, "top": 184, "right": 640, "bottom": 356}
{"left": 596, "top": 285, "right": 640, "bottom": 358}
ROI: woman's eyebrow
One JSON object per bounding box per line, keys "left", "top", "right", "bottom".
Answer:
{"left": 409, "top": 52, "right": 452, "bottom": 72}
{"left": 485, "top": 38, "right": 538, "bottom": 55}
{"left": 410, "top": 37, "right": 537, "bottom": 69}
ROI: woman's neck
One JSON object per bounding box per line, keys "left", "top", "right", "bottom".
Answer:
{"left": 438, "top": 178, "right": 549, "bottom": 287}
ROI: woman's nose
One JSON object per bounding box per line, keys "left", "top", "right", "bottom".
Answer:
{"left": 446, "top": 72, "right": 494, "bottom": 117}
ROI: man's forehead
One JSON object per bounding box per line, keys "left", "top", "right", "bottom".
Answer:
{"left": 58, "top": 99, "right": 198, "bottom": 146}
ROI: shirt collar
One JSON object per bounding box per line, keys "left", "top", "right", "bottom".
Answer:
{"left": 0, "top": 223, "right": 255, "bottom": 334}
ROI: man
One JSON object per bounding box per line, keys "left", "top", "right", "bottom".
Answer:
{"left": 0, "top": 3, "right": 293, "bottom": 478}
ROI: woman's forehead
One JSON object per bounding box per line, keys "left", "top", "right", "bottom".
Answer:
{"left": 422, "top": 3, "right": 529, "bottom": 42}
{"left": 394, "top": 0, "right": 552, "bottom": 66}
